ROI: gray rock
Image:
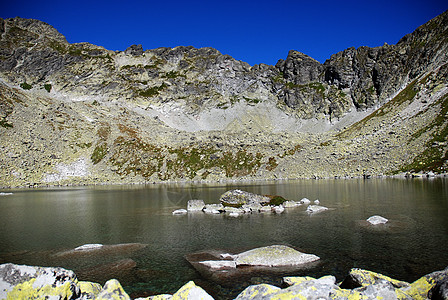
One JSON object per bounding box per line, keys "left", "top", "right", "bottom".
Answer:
{"left": 235, "top": 245, "right": 320, "bottom": 267}
{"left": 203, "top": 204, "right": 223, "bottom": 214}
{"left": 219, "top": 189, "right": 271, "bottom": 207}
{"left": 171, "top": 281, "right": 214, "bottom": 300}
{"left": 74, "top": 243, "right": 103, "bottom": 251}
{"left": 235, "top": 283, "right": 280, "bottom": 299}
{"left": 124, "top": 44, "right": 143, "bottom": 56}
{"left": 172, "top": 209, "right": 188, "bottom": 215}
{"left": 367, "top": 215, "right": 388, "bottom": 225}
{"left": 187, "top": 199, "right": 205, "bottom": 212}
{"left": 0, "top": 263, "right": 80, "bottom": 299}
{"left": 282, "top": 200, "right": 300, "bottom": 208}
{"left": 306, "top": 205, "right": 328, "bottom": 214}
{"left": 259, "top": 206, "right": 273, "bottom": 213}
{"left": 300, "top": 198, "right": 311, "bottom": 205}
{"left": 431, "top": 278, "right": 448, "bottom": 300}
{"left": 198, "top": 260, "right": 237, "bottom": 270}
{"left": 273, "top": 205, "right": 285, "bottom": 214}
{"left": 97, "top": 279, "right": 130, "bottom": 299}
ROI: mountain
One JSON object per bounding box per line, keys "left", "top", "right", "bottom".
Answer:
{"left": 0, "top": 11, "right": 447, "bottom": 187}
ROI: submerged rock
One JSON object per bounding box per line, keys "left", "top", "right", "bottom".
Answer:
{"left": 367, "top": 215, "right": 388, "bottom": 225}
{"left": 235, "top": 245, "right": 320, "bottom": 267}
{"left": 306, "top": 205, "right": 328, "bottom": 214}
{"left": 172, "top": 209, "right": 188, "bottom": 215}
{"left": 203, "top": 204, "right": 224, "bottom": 214}
{"left": 54, "top": 243, "right": 146, "bottom": 258}
{"left": 74, "top": 243, "right": 103, "bottom": 251}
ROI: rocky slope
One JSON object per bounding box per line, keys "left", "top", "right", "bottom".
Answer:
{"left": 0, "top": 11, "right": 447, "bottom": 187}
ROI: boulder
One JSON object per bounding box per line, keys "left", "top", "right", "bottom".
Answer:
{"left": 259, "top": 206, "right": 273, "bottom": 213}
{"left": 367, "top": 215, "right": 388, "bottom": 225}
{"left": 282, "top": 200, "right": 300, "bottom": 208}
{"left": 314, "top": 199, "right": 320, "bottom": 205}
{"left": 171, "top": 281, "right": 214, "bottom": 300}
{"left": 340, "top": 268, "right": 409, "bottom": 289}
{"left": 223, "top": 206, "right": 245, "bottom": 214}
{"left": 187, "top": 199, "right": 205, "bottom": 212}
{"left": 241, "top": 203, "right": 263, "bottom": 212}
{"left": 300, "top": 198, "right": 311, "bottom": 205}
{"left": 219, "top": 189, "right": 271, "bottom": 207}
{"left": 96, "top": 279, "right": 130, "bottom": 300}
{"left": 274, "top": 206, "right": 285, "bottom": 214}
{"left": 431, "top": 278, "right": 448, "bottom": 300}
{"left": 401, "top": 268, "right": 448, "bottom": 299}
{"left": 234, "top": 283, "right": 280, "bottom": 299}
{"left": 235, "top": 245, "right": 320, "bottom": 267}
{"left": 79, "top": 281, "right": 102, "bottom": 299}
{"left": 306, "top": 205, "right": 328, "bottom": 214}
{"left": 203, "top": 204, "right": 223, "bottom": 214}
{"left": 54, "top": 243, "right": 146, "bottom": 258}
{"left": 0, "top": 263, "right": 80, "bottom": 299}
{"left": 198, "top": 260, "right": 237, "bottom": 270}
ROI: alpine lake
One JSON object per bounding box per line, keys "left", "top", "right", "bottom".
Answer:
{"left": 0, "top": 178, "right": 447, "bottom": 299}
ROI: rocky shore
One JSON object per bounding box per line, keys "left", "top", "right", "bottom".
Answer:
{"left": 1, "top": 262, "right": 447, "bottom": 299}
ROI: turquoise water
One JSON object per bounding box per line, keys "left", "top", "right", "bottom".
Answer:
{"left": 0, "top": 178, "right": 447, "bottom": 299}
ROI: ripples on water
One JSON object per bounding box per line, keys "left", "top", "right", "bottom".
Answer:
{"left": 0, "top": 178, "right": 447, "bottom": 299}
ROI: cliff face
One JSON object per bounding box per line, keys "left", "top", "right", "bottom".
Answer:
{"left": 0, "top": 12, "right": 447, "bottom": 187}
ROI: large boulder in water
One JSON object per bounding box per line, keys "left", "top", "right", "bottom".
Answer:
{"left": 235, "top": 245, "right": 320, "bottom": 267}
{"left": 219, "top": 190, "right": 271, "bottom": 207}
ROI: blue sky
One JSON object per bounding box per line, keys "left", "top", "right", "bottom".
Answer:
{"left": 2, "top": 0, "right": 447, "bottom": 65}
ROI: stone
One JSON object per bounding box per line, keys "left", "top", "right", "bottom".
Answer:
{"left": 203, "top": 204, "right": 223, "bottom": 214}
{"left": 401, "top": 268, "right": 448, "bottom": 299}
{"left": 235, "top": 245, "right": 320, "bottom": 267}
{"left": 124, "top": 44, "right": 144, "bottom": 56}
{"left": 367, "top": 215, "right": 388, "bottom": 225}
{"left": 198, "top": 260, "right": 237, "bottom": 270}
{"left": 171, "top": 281, "right": 214, "bottom": 300}
{"left": 234, "top": 283, "right": 280, "bottom": 299}
{"left": 241, "top": 203, "right": 263, "bottom": 212}
{"left": 229, "top": 212, "right": 240, "bottom": 217}
{"left": 431, "top": 278, "right": 448, "bottom": 300}
{"left": 273, "top": 205, "right": 285, "bottom": 214}
{"left": 172, "top": 209, "right": 188, "bottom": 215}
{"left": 282, "top": 200, "right": 300, "bottom": 208}
{"left": 314, "top": 199, "right": 320, "bottom": 205}
{"left": 0, "top": 263, "right": 80, "bottom": 300}
{"left": 79, "top": 281, "right": 102, "bottom": 299}
{"left": 300, "top": 198, "right": 311, "bottom": 205}
{"left": 340, "top": 268, "right": 410, "bottom": 289}
{"left": 187, "top": 199, "right": 205, "bottom": 212}
{"left": 0, "top": 192, "right": 13, "bottom": 196}
{"left": 223, "top": 206, "right": 244, "bottom": 214}
{"left": 259, "top": 206, "right": 273, "bottom": 213}
{"left": 219, "top": 190, "right": 271, "bottom": 207}
{"left": 96, "top": 279, "right": 130, "bottom": 300}
{"left": 74, "top": 243, "right": 103, "bottom": 251}
{"left": 54, "top": 243, "right": 146, "bottom": 258}
{"left": 306, "top": 205, "right": 328, "bottom": 214}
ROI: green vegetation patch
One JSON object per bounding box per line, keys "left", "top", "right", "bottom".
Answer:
{"left": 44, "top": 84, "right": 52, "bottom": 93}
{"left": 139, "top": 83, "right": 167, "bottom": 97}
{"left": 91, "top": 143, "right": 109, "bottom": 164}
{"left": 399, "top": 93, "right": 448, "bottom": 173}
{"left": 20, "top": 82, "right": 32, "bottom": 90}
{"left": 108, "top": 136, "right": 264, "bottom": 180}
{"left": 266, "top": 157, "right": 278, "bottom": 171}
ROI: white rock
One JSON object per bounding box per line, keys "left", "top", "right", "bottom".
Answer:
{"left": 300, "top": 198, "right": 311, "bottom": 205}
{"left": 283, "top": 200, "right": 300, "bottom": 208}
{"left": 203, "top": 204, "right": 223, "bottom": 214}
{"left": 260, "top": 206, "right": 272, "bottom": 213}
{"left": 74, "top": 244, "right": 103, "bottom": 251}
{"left": 366, "top": 215, "right": 388, "bottom": 225}
{"left": 306, "top": 205, "right": 328, "bottom": 214}
{"left": 198, "top": 260, "right": 237, "bottom": 270}
{"left": 314, "top": 199, "right": 320, "bottom": 205}
{"left": 229, "top": 212, "right": 240, "bottom": 217}
{"left": 172, "top": 209, "right": 188, "bottom": 215}
{"left": 274, "top": 206, "right": 285, "bottom": 214}
{"left": 220, "top": 253, "right": 237, "bottom": 260}
{"left": 187, "top": 199, "right": 205, "bottom": 212}
{"left": 0, "top": 192, "right": 13, "bottom": 196}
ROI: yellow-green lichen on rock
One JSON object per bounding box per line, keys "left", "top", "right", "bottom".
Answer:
{"left": 96, "top": 279, "right": 130, "bottom": 300}
{"left": 171, "top": 281, "right": 213, "bottom": 300}
{"left": 234, "top": 283, "right": 281, "bottom": 299}
{"left": 341, "top": 268, "right": 410, "bottom": 289}
{"left": 79, "top": 281, "right": 103, "bottom": 299}
{"left": 6, "top": 278, "right": 77, "bottom": 300}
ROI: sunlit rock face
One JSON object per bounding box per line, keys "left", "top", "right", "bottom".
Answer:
{"left": 1, "top": 11, "right": 448, "bottom": 187}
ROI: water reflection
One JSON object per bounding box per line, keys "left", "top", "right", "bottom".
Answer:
{"left": 0, "top": 178, "right": 447, "bottom": 299}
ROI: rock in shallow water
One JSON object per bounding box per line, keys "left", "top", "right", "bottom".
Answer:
{"left": 235, "top": 245, "right": 320, "bottom": 267}
{"left": 219, "top": 189, "right": 271, "bottom": 207}
{"left": 187, "top": 199, "right": 205, "bottom": 212}
{"left": 306, "top": 205, "right": 328, "bottom": 214}
{"left": 367, "top": 215, "right": 388, "bottom": 225}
